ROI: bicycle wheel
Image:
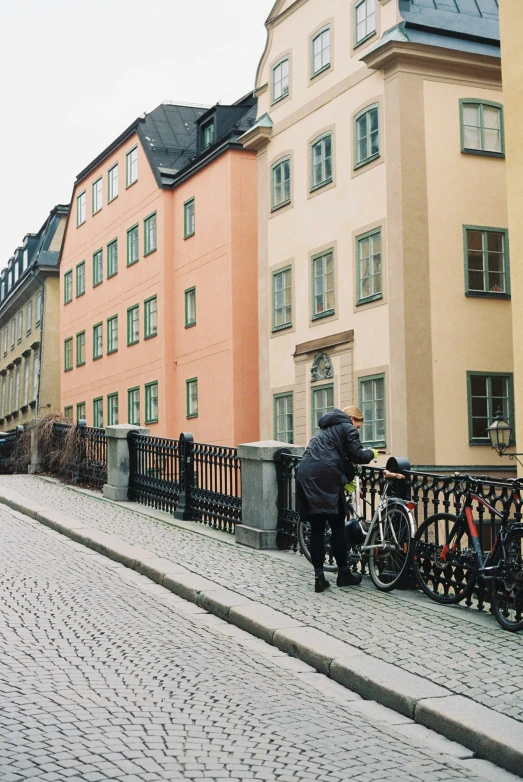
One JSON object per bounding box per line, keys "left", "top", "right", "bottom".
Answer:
{"left": 297, "top": 519, "right": 338, "bottom": 572}
{"left": 413, "top": 513, "right": 477, "bottom": 604}
{"left": 367, "top": 501, "right": 413, "bottom": 591}
{"left": 490, "top": 526, "right": 523, "bottom": 632}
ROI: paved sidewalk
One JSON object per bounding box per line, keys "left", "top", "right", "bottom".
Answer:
{"left": 0, "top": 475, "right": 522, "bottom": 776}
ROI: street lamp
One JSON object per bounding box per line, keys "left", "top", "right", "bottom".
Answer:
{"left": 488, "top": 409, "right": 512, "bottom": 456}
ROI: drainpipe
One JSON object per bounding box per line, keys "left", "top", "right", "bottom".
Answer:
{"left": 29, "top": 267, "right": 45, "bottom": 418}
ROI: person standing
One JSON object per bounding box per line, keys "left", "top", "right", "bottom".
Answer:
{"left": 296, "top": 406, "right": 377, "bottom": 592}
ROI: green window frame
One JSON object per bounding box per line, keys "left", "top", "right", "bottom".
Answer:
{"left": 185, "top": 287, "right": 196, "bottom": 328}
{"left": 128, "top": 386, "right": 140, "bottom": 425}
{"left": 93, "top": 397, "right": 103, "bottom": 429}
{"left": 145, "top": 381, "right": 159, "bottom": 424}
{"left": 272, "top": 266, "right": 292, "bottom": 331}
{"left": 93, "top": 322, "right": 103, "bottom": 360}
{"left": 76, "top": 401, "right": 86, "bottom": 423}
{"left": 467, "top": 372, "right": 514, "bottom": 445}
{"left": 127, "top": 224, "right": 139, "bottom": 266}
{"left": 64, "top": 270, "right": 73, "bottom": 304}
{"left": 144, "top": 212, "right": 157, "bottom": 255}
{"left": 107, "top": 392, "right": 119, "bottom": 425}
{"left": 271, "top": 158, "right": 291, "bottom": 209}
{"left": 144, "top": 296, "right": 157, "bottom": 339}
{"left": 356, "top": 228, "right": 382, "bottom": 304}
{"left": 186, "top": 377, "right": 198, "bottom": 418}
{"left": 311, "top": 26, "right": 330, "bottom": 77}
{"left": 311, "top": 250, "right": 335, "bottom": 320}
{"left": 310, "top": 133, "right": 333, "bottom": 191}
{"left": 93, "top": 249, "right": 103, "bottom": 287}
{"left": 463, "top": 225, "right": 510, "bottom": 298}
{"left": 64, "top": 405, "right": 73, "bottom": 423}
{"left": 274, "top": 392, "right": 294, "bottom": 443}
{"left": 76, "top": 261, "right": 86, "bottom": 297}
{"left": 92, "top": 177, "right": 102, "bottom": 214}
{"left": 354, "top": 0, "right": 376, "bottom": 46}
{"left": 76, "top": 191, "right": 86, "bottom": 226}
{"left": 126, "top": 146, "right": 138, "bottom": 187}
{"left": 127, "top": 305, "right": 139, "bottom": 346}
{"left": 460, "top": 99, "right": 504, "bottom": 157}
{"left": 107, "top": 239, "right": 118, "bottom": 278}
{"left": 202, "top": 119, "right": 215, "bottom": 148}
{"left": 107, "top": 315, "right": 118, "bottom": 354}
{"left": 64, "top": 338, "right": 73, "bottom": 372}
{"left": 272, "top": 57, "right": 289, "bottom": 104}
{"left": 354, "top": 104, "right": 379, "bottom": 168}
{"left": 76, "top": 331, "right": 86, "bottom": 367}
{"left": 184, "top": 198, "right": 195, "bottom": 238}
{"left": 108, "top": 163, "right": 119, "bottom": 202}
{"left": 312, "top": 384, "right": 334, "bottom": 431}
{"left": 359, "top": 373, "right": 386, "bottom": 447}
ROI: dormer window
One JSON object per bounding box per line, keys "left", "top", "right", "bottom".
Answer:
{"left": 202, "top": 119, "right": 215, "bottom": 148}
{"left": 23, "top": 249, "right": 28, "bottom": 270}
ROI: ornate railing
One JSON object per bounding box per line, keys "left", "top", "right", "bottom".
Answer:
{"left": 190, "top": 439, "right": 242, "bottom": 533}
{"left": 48, "top": 421, "right": 107, "bottom": 489}
{"left": 0, "top": 426, "right": 24, "bottom": 471}
{"left": 128, "top": 432, "right": 181, "bottom": 513}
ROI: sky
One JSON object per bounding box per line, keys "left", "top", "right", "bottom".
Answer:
{"left": 0, "top": 0, "right": 275, "bottom": 265}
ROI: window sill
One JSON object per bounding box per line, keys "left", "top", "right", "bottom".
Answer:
{"left": 469, "top": 439, "right": 516, "bottom": 447}
{"left": 76, "top": 221, "right": 86, "bottom": 228}
{"left": 127, "top": 259, "right": 139, "bottom": 268}
{"left": 186, "top": 413, "right": 198, "bottom": 419}
{"left": 312, "top": 309, "right": 335, "bottom": 321}
{"left": 107, "top": 271, "right": 118, "bottom": 280}
{"left": 311, "top": 64, "right": 331, "bottom": 80}
{"left": 145, "top": 418, "right": 158, "bottom": 425}
{"left": 92, "top": 208, "right": 102, "bottom": 217}
{"left": 354, "top": 30, "right": 377, "bottom": 49}
{"left": 465, "top": 291, "right": 510, "bottom": 300}
{"left": 126, "top": 180, "right": 138, "bottom": 190}
{"left": 108, "top": 195, "right": 118, "bottom": 204}
{"left": 354, "top": 153, "right": 380, "bottom": 171}
{"left": 93, "top": 355, "right": 102, "bottom": 361}
{"left": 271, "top": 200, "right": 291, "bottom": 212}
{"left": 272, "top": 323, "right": 293, "bottom": 333}
{"left": 144, "top": 333, "right": 157, "bottom": 341}
{"left": 64, "top": 367, "right": 73, "bottom": 373}
{"left": 310, "top": 178, "right": 333, "bottom": 194}
{"left": 461, "top": 148, "right": 505, "bottom": 159}
{"left": 362, "top": 440, "right": 386, "bottom": 449}
{"left": 29, "top": 400, "right": 36, "bottom": 409}
{"left": 107, "top": 349, "right": 118, "bottom": 355}
{"left": 20, "top": 405, "right": 28, "bottom": 413}
{"left": 143, "top": 248, "right": 157, "bottom": 257}
{"left": 76, "top": 292, "right": 85, "bottom": 298}
{"left": 357, "top": 293, "right": 383, "bottom": 306}
{"left": 76, "top": 362, "right": 86, "bottom": 368}
{"left": 272, "top": 91, "right": 290, "bottom": 106}
{"left": 93, "top": 280, "right": 103, "bottom": 288}
{"left": 185, "top": 322, "right": 196, "bottom": 329}
{"left": 127, "top": 341, "right": 139, "bottom": 347}
{"left": 184, "top": 232, "right": 195, "bottom": 240}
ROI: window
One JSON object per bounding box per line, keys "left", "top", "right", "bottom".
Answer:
{"left": 128, "top": 387, "right": 140, "bottom": 425}
{"left": 22, "top": 356, "right": 29, "bottom": 407}
{"left": 36, "top": 291, "right": 42, "bottom": 325}
{"left": 0, "top": 375, "right": 5, "bottom": 418}
{"left": 460, "top": 100, "right": 504, "bottom": 156}
{"left": 144, "top": 213, "right": 157, "bottom": 255}
{"left": 7, "top": 371, "right": 13, "bottom": 415}
{"left": 354, "top": 105, "right": 379, "bottom": 168}
{"left": 144, "top": 296, "right": 157, "bottom": 338}
{"left": 468, "top": 373, "right": 514, "bottom": 444}
{"left": 64, "top": 270, "right": 73, "bottom": 304}
{"left": 127, "top": 305, "right": 139, "bottom": 345}
{"left": 145, "top": 382, "right": 159, "bottom": 424}
{"left": 108, "top": 163, "right": 119, "bottom": 201}
{"left": 2, "top": 328, "right": 7, "bottom": 356}
{"left": 76, "top": 191, "right": 86, "bottom": 226}
{"left": 93, "top": 397, "right": 103, "bottom": 429}
{"left": 32, "top": 348, "right": 39, "bottom": 402}
{"left": 14, "top": 365, "right": 20, "bottom": 413}
{"left": 76, "top": 261, "right": 86, "bottom": 296}
{"left": 23, "top": 248, "right": 29, "bottom": 271}
{"left": 272, "top": 158, "right": 291, "bottom": 209}
{"left": 464, "top": 227, "right": 509, "bottom": 297}
{"left": 64, "top": 406, "right": 73, "bottom": 423}
{"left": 92, "top": 177, "right": 102, "bottom": 214}
{"left": 185, "top": 287, "right": 196, "bottom": 327}
{"left": 17, "top": 311, "right": 23, "bottom": 342}
{"left": 127, "top": 224, "right": 139, "bottom": 265}
{"left": 184, "top": 199, "right": 195, "bottom": 238}
{"left": 355, "top": 0, "right": 376, "bottom": 45}
{"left": 359, "top": 374, "right": 386, "bottom": 446}
{"left": 126, "top": 146, "right": 138, "bottom": 186}
{"left": 76, "top": 401, "right": 86, "bottom": 422}
{"left": 76, "top": 331, "right": 86, "bottom": 366}
{"left": 272, "top": 267, "right": 292, "bottom": 330}
{"left": 312, "top": 250, "right": 335, "bottom": 319}
{"left": 107, "top": 393, "right": 119, "bottom": 425}
{"left": 93, "top": 323, "right": 103, "bottom": 359}
{"left": 202, "top": 119, "right": 215, "bottom": 148}
{"left": 356, "top": 229, "right": 382, "bottom": 304}
{"left": 64, "top": 338, "right": 73, "bottom": 371}
{"left": 107, "top": 315, "right": 118, "bottom": 354}
{"left": 311, "top": 134, "right": 333, "bottom": 191}
{"left": 272, "top": 58, "right": 289, "bottom": 103}
{"left": 10, "top": 319, "right": 15, "bottom": 349}
{"left": 93, "top": 249, "right": 103, "bottom": 287}
{"left": 312, "top": 385, "right": 334, "bottom": 430}
{"left": 105, "top": 239, "right": 118, "bottom": 278}
{"left": 186, "top": 378, "right": 198, "bottom": 418}
{"left": 26, "top": 301, "right": 32, "bottom": 334}
{"left": 312, "top": 27, "right": 330, "bottom": 76}
{"left": 274, "top": 393, "right": 293, "bottom": 443}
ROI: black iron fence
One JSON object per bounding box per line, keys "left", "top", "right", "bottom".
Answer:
{"left": 47, "top": 421, "right": 107, "bottom": 489}
{"left": 128, "top": 432, "right": 181, "bottom": 513}
{"left": 0, "top": 426, "right": 24, "bottom": 472}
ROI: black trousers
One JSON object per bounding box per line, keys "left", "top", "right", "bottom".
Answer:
{"left": 309, "top": 510, "right": 348, "bottom": 571}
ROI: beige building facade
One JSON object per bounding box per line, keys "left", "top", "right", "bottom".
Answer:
{"left": 242, "top": 0, "right": 513, "bottom": 471}
{"left": 0, "top": 205, "right": 68, "bottom": 429}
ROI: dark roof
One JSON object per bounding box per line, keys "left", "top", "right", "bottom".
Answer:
{"left": 399, "top": 0, "right": 499, "bottom": 42}
{"left": 31, "top": 204, "right": 69, "bottom": 268}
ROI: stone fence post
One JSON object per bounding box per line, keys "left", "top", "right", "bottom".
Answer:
{"left": 235, "top": 440, "right": 305, "bottom": 550}
{"left": 27, "top": 418, "right": 42, "bottom": 474}
{"left": 103, "top": 424, "right": 149, "bottom": 501}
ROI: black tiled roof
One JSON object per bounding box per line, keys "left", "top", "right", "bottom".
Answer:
{"left": 139, "top": 103, "right": 208, "bottom": 176}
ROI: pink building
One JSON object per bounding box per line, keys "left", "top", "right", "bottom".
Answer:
{"left": 60, "top": 96, "right": 259, "bottom": 446}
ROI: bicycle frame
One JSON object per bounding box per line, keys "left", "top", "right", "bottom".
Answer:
{"left": 357, "top": 480, "right": 416, "bottom": 553}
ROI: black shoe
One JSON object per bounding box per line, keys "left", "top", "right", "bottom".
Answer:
{"left": 337, "top": 568, "right": 362, "bottom": 587}
{"left": 314, "top": 575, "right": 330, "bottom": 593}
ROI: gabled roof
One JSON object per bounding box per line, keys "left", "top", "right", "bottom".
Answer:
{"left": 399, "top": 0, "right": 499, "bottom": 43}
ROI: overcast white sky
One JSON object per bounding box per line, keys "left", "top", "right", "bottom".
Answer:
{"left": 0, "top": 0, "right": 274, "bottom": 265}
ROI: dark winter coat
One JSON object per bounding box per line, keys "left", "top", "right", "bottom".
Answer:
{"left": 295, "top": 409, "right": 374, "bottom": 518}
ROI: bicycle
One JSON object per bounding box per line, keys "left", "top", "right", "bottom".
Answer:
{"left": 297, "top": 468, "right": 417, "bottom": 591}
{"left": 412, "top": 474, "right": 523, "bottom": 632}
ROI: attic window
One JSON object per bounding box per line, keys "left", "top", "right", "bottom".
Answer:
{"left": 202, "top": 119, "right": 215, "bottom": 148}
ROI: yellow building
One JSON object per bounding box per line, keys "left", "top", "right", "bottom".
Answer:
{"left": 0, "top": 205, "right": 68, "bottom": 429}
{"left": 242, "top": 0, "right": 512, "bottom": 472}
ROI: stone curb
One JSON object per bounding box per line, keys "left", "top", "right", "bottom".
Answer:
{"left": 1, "top": 489, "right": 523, "bottom": 778}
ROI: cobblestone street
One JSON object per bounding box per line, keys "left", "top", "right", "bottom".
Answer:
{"left": 1, "top": 501, "right": 519, "bottom": 781}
